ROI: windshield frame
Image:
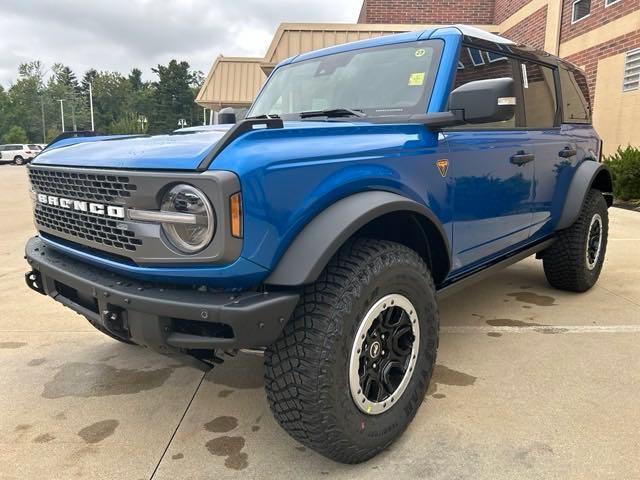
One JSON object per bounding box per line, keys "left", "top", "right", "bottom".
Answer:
{"left": 247, "top": 39, "right": 444, "bottom": 121}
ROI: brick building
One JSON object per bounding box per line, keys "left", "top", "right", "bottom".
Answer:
{"left": 357, "top": 0, "right": 640, "bottom": 153}
{"left": 197, "top": 0, "right": 640, "bottom": 153}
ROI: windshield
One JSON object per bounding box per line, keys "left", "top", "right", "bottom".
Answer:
{"left": 249, "top": 39, "right": 442, "bottom": 119}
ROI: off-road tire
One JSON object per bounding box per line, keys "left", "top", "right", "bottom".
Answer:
{"left": 543, "top": 189, "right": 608, "bottom": 292}
{"left": 264, "top": 238, "right": 439, "bottom": 464}
{"left": 14, "top": 156, "right": 24, "bottom": 165}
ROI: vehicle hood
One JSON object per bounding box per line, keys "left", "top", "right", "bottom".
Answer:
{"left": 31, "top": 120, "right": 399, "bottom": 171}
{"left": 33, "top": 127, "right": 233, "bottom": 170}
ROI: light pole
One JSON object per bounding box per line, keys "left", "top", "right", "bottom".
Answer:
{"left": 137, "top": 115, "right": 148, "bottom": 133}
{"left": 88, "top": 82, "right": 95, "bottom": 131}
{"left": 70, "top": 103, "right": 77, "bottom": 132}
{"left": 58, "top": 99, "right": 66, "bottom": 132}
{"left": 40, "top": 98, "right": 46, "bottom": 143}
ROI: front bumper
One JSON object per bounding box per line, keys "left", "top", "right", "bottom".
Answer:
{"left": 25, "top": 236, "right": 299, "bottom": 355}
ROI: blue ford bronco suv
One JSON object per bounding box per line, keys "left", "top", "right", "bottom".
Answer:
{"left": 24, "top": 26, "right": 612, "bottom": 463}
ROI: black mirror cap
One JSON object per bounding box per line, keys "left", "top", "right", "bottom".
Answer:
{"left": 218, "top": 107, "right": 237, "bottom": 125}
{"left": 449, "top": 77, "right": 515, "bottom": 124}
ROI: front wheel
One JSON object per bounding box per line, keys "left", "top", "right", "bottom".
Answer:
{"left": 543, "top": 189, "right": 609, "bottom": 292}
{"left": 264, "top": 238, "right": 439, "bottom": 463}
{"left": 14, "top": 156, "right": 24, "bottom": 165}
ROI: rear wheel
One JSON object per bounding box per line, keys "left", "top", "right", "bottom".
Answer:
{"left": 543, "top": 189, "right": 608, "bottom": 292}
{"left": 264, "top": 238, "right": 439, "bottom": 463}
{"left": 14, "top": 156, "right": 24, "bottom": 165}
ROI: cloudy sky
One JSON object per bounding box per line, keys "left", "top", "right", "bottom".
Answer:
{"left": 0, "top": 0, "right": 363, "bottom": 86}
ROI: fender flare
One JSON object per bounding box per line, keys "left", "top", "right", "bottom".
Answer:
{"left": 556, "top": 161, "right": 613, "bottom": 231}
{"left": 264, "top": 191, "right": 451, "bottom": 286}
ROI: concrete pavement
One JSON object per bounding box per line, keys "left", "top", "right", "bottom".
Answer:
{"left": 1, "top": 165, "right": 639, "bottom": 479}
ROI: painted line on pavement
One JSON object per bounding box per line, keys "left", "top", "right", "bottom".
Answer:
{"left": 442, "top": 325, "right": 640, "bottom": 334}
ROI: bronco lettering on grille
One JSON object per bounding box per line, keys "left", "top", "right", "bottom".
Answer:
{"left": 37, "top": 194, "right": 125, "bottom": 219}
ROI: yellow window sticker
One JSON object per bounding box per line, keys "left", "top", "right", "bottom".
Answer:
{"left": 415, "top": 48, "right": 426, "bottom": 57}
{"left": 408, "top": 72, "right": 425, "bottom": 86}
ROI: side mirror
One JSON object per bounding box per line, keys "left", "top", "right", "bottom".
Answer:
{"left": 218, "top": 107, "right": 237, "bottom": 125}
{"left": 449, "top": 77, "right": 515, "bottom": 124}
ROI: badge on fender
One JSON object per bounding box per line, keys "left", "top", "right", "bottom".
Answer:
{"left": 436, "top": 159, "right": 449, "bottom": 177}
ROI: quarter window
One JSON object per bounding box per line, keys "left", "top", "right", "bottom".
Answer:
{"left": 452, "top": 47, "right": 517, "bottom": 129}
{"left": 572, "top": 0, "right": 591, "bottom": 23}
{"left": 520, "top": 61, "right": 558, "bottom": 128}
{"left": 623, "top": 49, "right": 640, "bottom": 92}
{"left": 559, "top": 68, "right": 591, "bottom": 123}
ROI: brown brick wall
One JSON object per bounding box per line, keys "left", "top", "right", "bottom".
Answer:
{"left": 493, "top": 0, "right": 532, "bottom": 23}
{"left": 502, "top": 5, "right": 548, "bottom": 49}
{"left": 357, "top": 0, "right": 496, "bottom": 24}
{"left": 564, "top": 29, "right": 640, "bottom": 101}
{"left": 560, "top": 0, "right": 640, "bottom": 43}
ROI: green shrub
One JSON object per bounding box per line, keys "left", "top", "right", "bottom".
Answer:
{"left": 604, "top": 145, "right": 640, "bottom": 201}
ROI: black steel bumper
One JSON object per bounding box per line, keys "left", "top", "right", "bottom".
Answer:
{"left": 25, "top": 236, "right": 299, "bottom": 355}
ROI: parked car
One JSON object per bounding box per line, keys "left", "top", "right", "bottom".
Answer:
{"left": 0, "top": 144, "right": 40, "bottom": 164}
{"left": 24, "top": 25, "right": 612, "bottom": 463}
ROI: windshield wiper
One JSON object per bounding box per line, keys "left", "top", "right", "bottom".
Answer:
{"left": 298, "top": 108, "right": 367, "bottom": 119}
{"left": 246, "top": 113, "right": 281, "bottom": 120}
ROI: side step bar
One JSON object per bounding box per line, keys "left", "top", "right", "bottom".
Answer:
{"left": 436, "top": 238, "right": 555, "bottom": 300}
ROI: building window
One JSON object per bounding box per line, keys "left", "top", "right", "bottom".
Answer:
{"left": 572, "top": 0, "right": 591, "bottom": 23}
{"left": 605, "top": 0, "right": 621, "bottom": 6}
{"left": 623, "top": 49, "right": 640, "bottom": 92}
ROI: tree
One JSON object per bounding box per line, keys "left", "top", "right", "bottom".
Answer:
{"left": 129, "top": 68, "right": 144, "bottom": 91}
{"left": 2, "top": 125, "right": 29, "bottom": 143}
{"left": 150, "top": 60, "right": 200, "bottom": 133}
{"left": 81, "top": 69, "right": 98, "bottom": 94}
{"left": 52, "top": 64, "right": 79, "bottom": 92}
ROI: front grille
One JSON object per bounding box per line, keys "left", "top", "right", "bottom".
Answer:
{"left": 29, "top": 168, "right": 137, "bottom": 203}
{"left": 35, "top": 204, "right": 142, "bottom": 252}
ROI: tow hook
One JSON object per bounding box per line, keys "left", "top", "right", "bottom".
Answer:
{"left": 25, "top": 270, "right": 45, "bottom": 295}
{"left": 101, "top": 306, "right": 130, "bottom": 338}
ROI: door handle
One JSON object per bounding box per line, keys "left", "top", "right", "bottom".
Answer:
{"left": 559, "top": 147, "right": 577, "bottom": 158}
{"left": 510, "top": 151, "right": 535, "bottom": 166}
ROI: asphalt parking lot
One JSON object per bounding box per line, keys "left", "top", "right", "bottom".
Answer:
{"left": 1, "top": 165, "right": 639, "bottom": 479}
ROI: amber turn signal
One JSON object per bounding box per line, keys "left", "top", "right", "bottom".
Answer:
{"left": 230, "top": 192, "right": 243, "bottom": 238}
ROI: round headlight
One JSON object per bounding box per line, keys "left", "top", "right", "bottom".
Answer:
{"left": 160, "top": 184, "right": 215, "bottom": 253}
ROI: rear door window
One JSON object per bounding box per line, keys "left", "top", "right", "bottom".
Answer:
{"left": 559, "top": 68, "right": 590, "bottom": 123}
{"left": 520, "top": 61, "right": 558, "bottom": 129}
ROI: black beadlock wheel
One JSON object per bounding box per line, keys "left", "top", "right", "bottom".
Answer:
{"left": 543, "top": 189, "right": 609, "bottom": 292}
{"left": 264, "top": 238, "right": 439, "bottom": 464}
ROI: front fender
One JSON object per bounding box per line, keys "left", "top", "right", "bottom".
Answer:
{"left": 556, "top": 161, "right": 612, "bottom": 231}
{"left": 264, "top": 191, "right": 450, "bottom": 286}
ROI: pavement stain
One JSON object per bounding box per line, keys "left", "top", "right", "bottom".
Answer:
{"left": 204, "top": 416, "right": 238, "bottom": 433}
{"left": 0, "top": 341, "right": 27, "bottom": 349}
{"left": 28, "top": 358, "right": 46, "bottom": 366}
{"left": 218, "top": 389, "right": 234, "bottom": 398}
{"left": 77, "top": 419, "right": 119, "bottom": 444}
{"left": 487, "top": 332, "right": 503, "bottom": 337}
{"left": 507, "top": 291, "right": 556, "bottom": 307}
{"left": 251, "top": 425, "right": 260, "bottom": 432}
{"left": 486, "top": 319, "right": 544, "bottom": 327}
{"left": 513, "top": 442, "right": 555, "bottom": 468}
{"left": 428, "top": 364, "right": 477, "bottom": 397}
{"left": 171, "top": 453, "right": 184, "bottom": 460}
{"left": 205, "top": 354, "right": 263, "bottom": 389}
{"left": 42, "top": 362, "right": 174, "bottom": 398}
{"left": 205, "top": 436, "right": 249, "bottom": 471}
{"left": 535, "top": 327, "right": 569, "bottom": 335}
{"left": 14, "top": 424, "right": 32, "bottom": 432}
{"left": 33, "top": 433, "right": 55, "bottom": 443}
